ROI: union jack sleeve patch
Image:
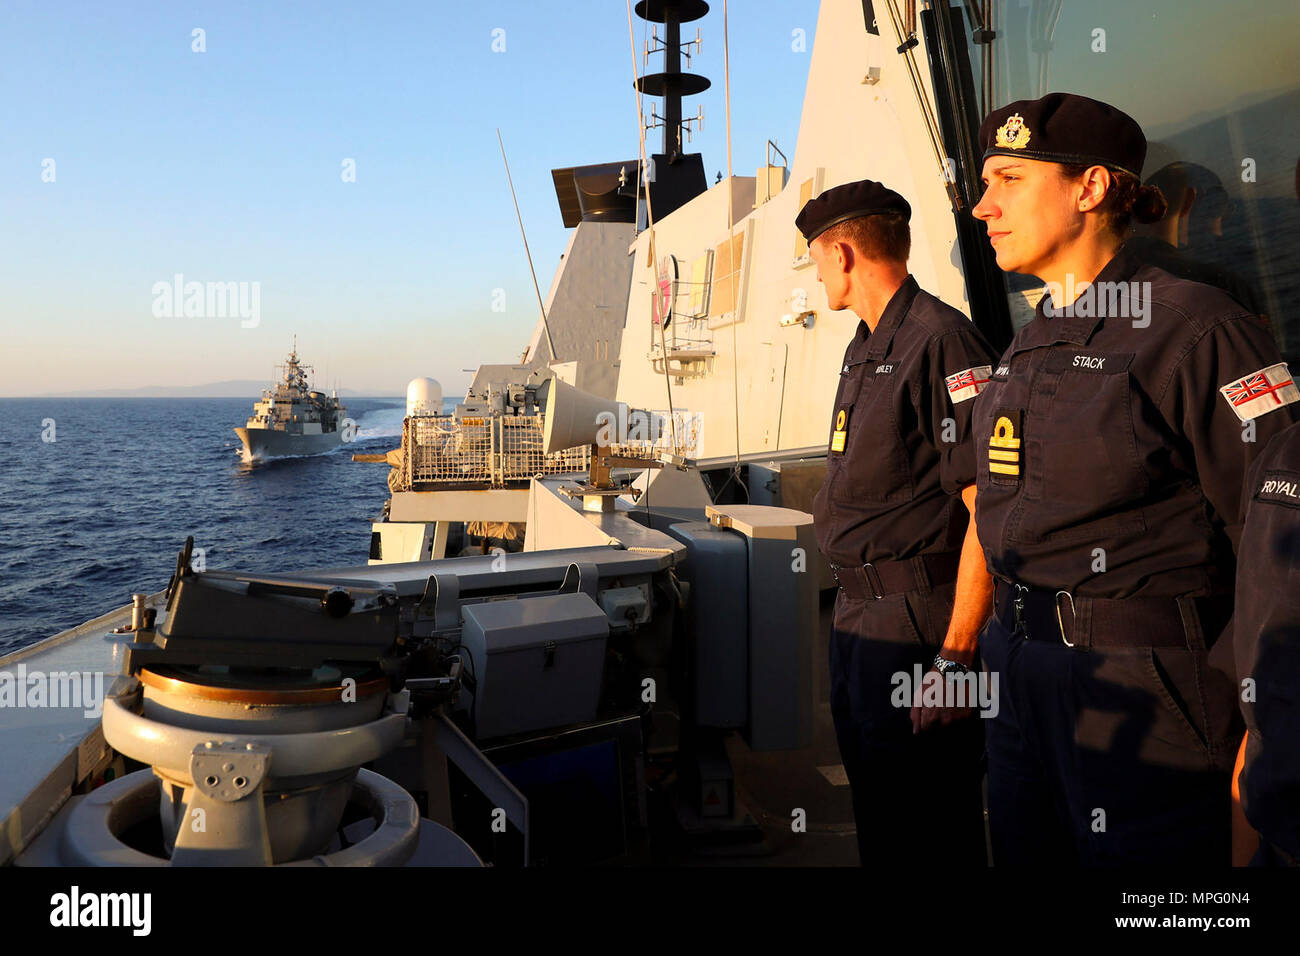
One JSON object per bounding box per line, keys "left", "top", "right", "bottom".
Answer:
{"left": 1219, "top": 363, "right": 1299, "bottom": 422}
{"left": 945, "top": 366, "right": 992, "bottom": 405}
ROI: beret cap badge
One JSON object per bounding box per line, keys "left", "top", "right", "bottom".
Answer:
{"left": 994, "top": 113, "right": 1031, "bottom": 150}
{"left": 979, "top": 93, "right": 1148, "bottom": 178}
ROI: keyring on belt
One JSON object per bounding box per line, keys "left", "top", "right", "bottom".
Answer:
{"left": 1012, "top": 582, "right": 1029, "bottom": 638}
{"left": 1054, "top": 590, "right": 1076, "bottom": 647}
{"left": 863, "top": 563, "right": 885, "bottom": 600}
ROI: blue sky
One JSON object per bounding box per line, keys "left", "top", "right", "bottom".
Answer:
{"left": 0, "top": 0, "right": 820, "bottom": 395}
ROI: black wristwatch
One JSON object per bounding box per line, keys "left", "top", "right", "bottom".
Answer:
{"left": 932, "top": 655, "right": 972, "bottom": 675}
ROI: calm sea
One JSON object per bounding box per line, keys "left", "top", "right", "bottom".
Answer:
{"left": 0, "top": 397, "right": 442, "bottom": 655}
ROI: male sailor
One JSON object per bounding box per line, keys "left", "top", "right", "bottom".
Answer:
{"left": 800, "top": 179, "right": 997, "bottom": 865}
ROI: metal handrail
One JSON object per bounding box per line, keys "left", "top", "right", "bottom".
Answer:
{"left": 395, "top": 414, "right": 592, "bottom": 492}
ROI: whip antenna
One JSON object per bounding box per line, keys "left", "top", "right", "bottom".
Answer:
{"left": 498, "top": 128, "right": 558, "bottom": 363}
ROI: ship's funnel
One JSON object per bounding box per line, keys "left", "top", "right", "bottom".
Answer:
{"left": 543, "top": 378, "right": 659, "bottom": 454}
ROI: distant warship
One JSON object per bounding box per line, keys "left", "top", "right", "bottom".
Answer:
{"left": 234, "top": 340, "right": 348, "bottom": 459}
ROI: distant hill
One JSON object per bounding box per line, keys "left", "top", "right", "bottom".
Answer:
{"left": 36, "top": 381, "right": 397, "bottom": 398}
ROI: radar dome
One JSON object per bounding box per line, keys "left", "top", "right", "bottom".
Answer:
{"left": 406, "top": 378, "right": 443, "bottom": 417}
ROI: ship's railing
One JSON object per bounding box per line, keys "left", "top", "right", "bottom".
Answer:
{"left": 395, "top": 413, "right": 699, "bottom": 491}
{"left": 499, "top": 415, "right": 592, "bottom": 482}
{"left": 399, "top": 414, "right": 592, "bottom": 490}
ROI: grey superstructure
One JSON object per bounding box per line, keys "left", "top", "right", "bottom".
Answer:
{"left": 234, "top": 342, "right": 348, "bottom": 459}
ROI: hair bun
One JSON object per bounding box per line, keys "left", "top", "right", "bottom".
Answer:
{"left": 1132, "top": 184, "right": 1168, "bottom": 224}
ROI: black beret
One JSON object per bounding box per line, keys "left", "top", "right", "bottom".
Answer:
{"left": 979, "top": 92, "right": 1147, "bottom": 179}
{"left": 795, "top": 178, "right": 911, "bottom": 243}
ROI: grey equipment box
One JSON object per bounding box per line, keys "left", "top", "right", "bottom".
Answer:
{"left": 705, "top": 504, "right": 817, "bottom": 752}
{"left": 664, "top": 520, "right": 749, "bottom": 729}
{"left": 460, "top": 592, "right": 610, "bottom": 740}
{"left": 665, "top": 504, "right": 817, "bottom": 751}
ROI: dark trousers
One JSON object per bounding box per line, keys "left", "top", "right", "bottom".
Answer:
{"left": 828, "top": 584, "right": 987, "bottom": 866}
{"left": 980, "top": 613, "right": 1237, "bottom": 866}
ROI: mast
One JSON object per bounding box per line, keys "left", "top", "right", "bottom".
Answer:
{"left": 548, "top": 2, "right": 711, "bottom": 230}
{"left": 634, "top": 0, "right": 710, "bottom": 161}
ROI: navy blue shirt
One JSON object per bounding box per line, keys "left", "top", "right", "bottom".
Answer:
{"left": 973, "top": 245, "right": 1298, "bottom": 597}
{"left": 1236, "top": 420, "right": 1300, "bottom": 860}
{"left": 813, "top": 275, "right": 997, "bottom": 567}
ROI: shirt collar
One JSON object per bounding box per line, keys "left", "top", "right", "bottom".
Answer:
{"left": 862, "top": 274, "right": 920, "bottom": 360}
{"left": 1020, "top": 244, "right": 1144, "bottom": 349}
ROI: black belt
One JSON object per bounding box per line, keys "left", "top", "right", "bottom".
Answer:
{"left": 992, "top": 578, "right": 1232, "bottom": 650}
{"left": 830, "top": 551, "right": 961, "bottom": 601}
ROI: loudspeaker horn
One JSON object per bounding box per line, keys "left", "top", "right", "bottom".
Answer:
{"left": 543, "top": 378, "right": 653, "bottom": 454}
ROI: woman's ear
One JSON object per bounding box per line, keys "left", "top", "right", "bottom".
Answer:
{"left": 1077, "top": 165, "right": 1112, "bottom": 213}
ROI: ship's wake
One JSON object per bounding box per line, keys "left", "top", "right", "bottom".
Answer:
{"left": 352, "top": 405, "right": 404, "bottom": 439}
